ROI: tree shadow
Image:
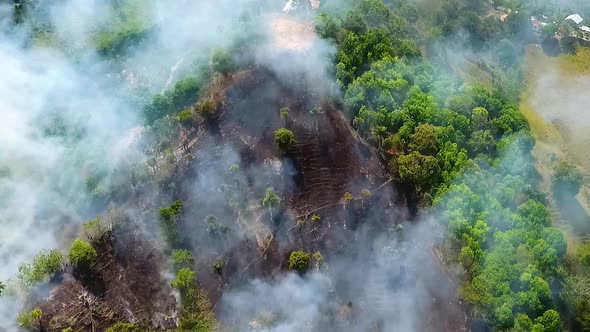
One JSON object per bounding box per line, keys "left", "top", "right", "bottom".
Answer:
{"left": 554, "top": 188, "right": 590, "bottom": 235}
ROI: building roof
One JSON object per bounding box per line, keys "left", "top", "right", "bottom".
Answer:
{"left": 580, "top": 25, "right": 590, "bottom": 33}
{"left": 566, "top": 13, "right": 584, "bottom": 25}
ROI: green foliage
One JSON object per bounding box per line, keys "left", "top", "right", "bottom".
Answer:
{"left": 274, "top": 128, "right": 296, "bottom": 152}
{"left": 17, "top": 308, "right": 42, "bottom": 329}
{"left": 82, "top": 217, "right": 105, "bottom": 241}
{"left": 279, "top": 107, "right": 290, "bottom": 119}
{"left": 18, "top": 250, "right": 64, "bottom": 287}
{"left": 171, "top": 249, "right": 194, "bottom": 270}
{"left": 177, "top": 109, "right": 193, "bottom": 127}
{"left": 311, "top": 214, "right": 322, "bottom": 222}
{"left": 534, "top": 309, "right": 562, "bottom": 332}
{"left": 144, "top": 94, "right": 172, "bottom": 125}
{"left": 158, "top": 200, "right": 184, "bottom": 248}
{"left": 171, "top": 78, "right": 200, "bottom": 110}
{"left": 171, "top": 268, "right": 196, "bottom": 290}
{"left": 199, "top": 100, "right": 217, "bottom": 120}
{"left": 553, "top": 161, "right": 583, "bottom": 195}
{"left": 106, "top": 323, "right": 143, "bottom": 332}
{"left": 62, "top": 328, "right": 73, "bottom": 332}
{"left": 397, "top": 151, "right": 441, "bottom": 193}
{"left": 69, "top": 238, "right": 98, "bottom": 267}
{"left": 315, "top": 13, "right": 339, "bottom": 40}
{"left": 212, "top": 49, "right": 236, "bottom": 74}
{"left": 320, "top": 2, "right": 571, "bottom": 330}
{"left": 262, "top": 188, "right": 280, "bottom": 209}
{"left": 144, "top": 77, "right": 201, "bottom": 125}
{"left": 343, "top": 192, "right": 354, "bottom": 204}
{"left": 409, "top": 123, "right": 441, "bottom": 156}
{"left": 289, "top": 250, "right": 310, "bottom": 272}
{"left": 170, "top": 268, "right": 217, "bottom": 331}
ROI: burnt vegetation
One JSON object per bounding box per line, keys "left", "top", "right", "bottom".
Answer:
{"left": 7, "top": 0, "right": 590, "bottom": 332}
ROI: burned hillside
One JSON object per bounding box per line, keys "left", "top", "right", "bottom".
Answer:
{"left": 161, "top": 65, "right": 409, "bottom": 299}
{"left": 34, "top": 217, "right": 177, "bottom": 331}
{"left": 7, "top": 0, "right": 584, "bottom": 331}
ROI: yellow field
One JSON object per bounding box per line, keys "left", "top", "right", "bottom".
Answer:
{"left": 521, "top": 46, "right": 590, "bottom": 243}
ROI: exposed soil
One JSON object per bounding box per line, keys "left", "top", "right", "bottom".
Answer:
{"left": 37, "top": 225, "right": 177, "bottom": 331}
{"left": 161, "top": 65, "right": 467, "bottom": 331}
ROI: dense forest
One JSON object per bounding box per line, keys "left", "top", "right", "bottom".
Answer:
{"left": 3, "top": 0, "right": 590, "bottom": 331}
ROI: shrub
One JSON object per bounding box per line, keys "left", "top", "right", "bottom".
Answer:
{"left": 312, "top": 251, "right": 324, "bottom": 267}
{"left": 280, "top": 107, "right": 289, "bottom": 119}
{"left": 177, "top": 109, "right": 193, "bottom": 127}
{"left": 212, "top": 49, "right": 236, "bottom": 74}
{"left": 199, "top": 100, "right": 217, "bottom": 120}
{"left": 171, "top": 249, "right": 194, "bottom": 270}
{"left": 311, "top": 214, "right": 321, "bottom": 222}
{"left": 17, "top": 308, "right": 42, "bottom": 329}
{"left": 262, "top": 188, "right": 280, "bottom": 209}
{"left": 274, "top": 128, "right": 296, "bottom": 151}
{"left": 171, "top": 77, "right": 200, "bottom": 109}
{"left": 289, "top": 250, "right": 310, "bottom": 271}
{"left": 18, "top": 250, "right": 64, "bottom": 287}
{"left": 170, "top": 200, "right": 183, "bottom": 215}
{"left": 69, "top": 239, "right": 98, "bottom": 267}
{"left": 553, "top": 161, "right": 583, "bottom": 195}
{"left": 82, "top": 217, "right": 105, "bottom": 241}
{"left": 343, "top": 192, "right": 353, "bottom": 204}
{"left": 143, "top": 94, "right": 172, "bottom": 125}
{"left": 106, "top": 323, "right": 143, "bottom": 332}
{"left": 171, "top": 268, "right": 196, "bottom": 290}
{"left": 361, "top": 189, "right": 372, "bottom": 198}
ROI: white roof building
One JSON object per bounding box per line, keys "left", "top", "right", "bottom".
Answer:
{"left": 566, "top": 14, "right": 584, "bottom": 25}
{"left": 580, "top": 26, "right": 590, "bottom": 33}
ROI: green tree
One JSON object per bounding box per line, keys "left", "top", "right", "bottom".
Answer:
{"left": 468, "top": 130, "right": 495, "bottom": 156}
{"left": 534, "top": 309, "right": 562, "bottom": 332}
{"left": 409, "top": 123, "right": 441, "bottom": 156}
{"left": 289, "top": 250, "right": 311, "bottom": 272}
{"left": 316, "top": 13, "right": 339, "bottom": 39}
{"left": 212, "top": 49, "right": 235, "bottom": 74}
{"left": 512, "top": 313, "right": 533, "bottom": 332}
{"left": 514, "top": 200, "right": 550, "bottom": 228}
{"left": 170, "top": 268, "right": 216, "bottom": 331}
{"left": 471, "top": 107, "right": 490, "bottom": 131}
{"left": 171, "top": 77, "right": 200, "bottom": 110}
{"left": 69, "top": 239, "right": 97, "bottom": 267}
{"left": 274, "top": 128, "right": 296, "bottom": 152}
{"left": 177, "top": 109, "right": 193, "bottom": 128}
{"left": 539, "top": 23, "right": 558, "bottom": 40}
{"left": 18, "top": 250, "right": 64, "bottom": 287}
{"left": 144, "top": 94, "right": 172, "bottom": 125}
{"left": 553, "top": 161, "right": 583, "bottom": 195}
{"left": 397, "top": 151, "right": 441, "bottom": 193}
{"left": 171, "top": 249, "right": 194, "bottom": 270}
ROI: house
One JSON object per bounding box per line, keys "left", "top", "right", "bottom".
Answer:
{"left": 282, "top": 0, "right": 319, "bottom": 13}
{"left": 578, "top": 25, "right": 590, "bottom": 41}
{"left": 531, "top": 16, "right": 547, "bottom": 30}
{"left": 566, "top": 13, "right": 584, "bottom": 26}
